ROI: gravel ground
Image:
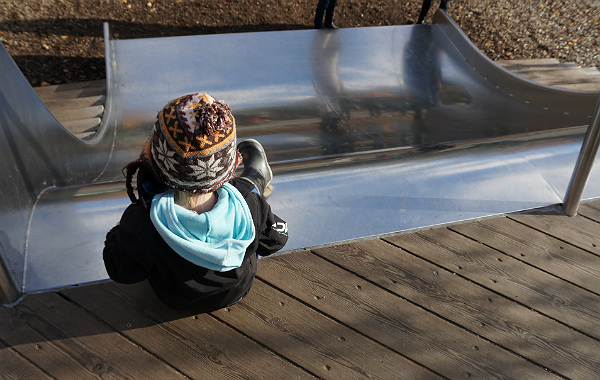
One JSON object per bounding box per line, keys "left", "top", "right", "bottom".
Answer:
{"left": 1, "top": 0, "right": 599, "bottom": 86}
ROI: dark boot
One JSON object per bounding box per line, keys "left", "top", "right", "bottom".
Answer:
{"left": 237, "top": 139, "right": 273, "bottom": 197}
{"left": 323, "top": 0, "right": 337, "bottom": 28}
{"left": 416, "top": 0, "right": 433, "bottom": 24}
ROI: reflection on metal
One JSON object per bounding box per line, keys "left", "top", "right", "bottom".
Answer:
{"left": 563, "top": 94, "right": 600, "bottom": 216}
{"left": 1, "top": 10, "right": 599, "bottom": 304}
{"left": 0, "top": 39, "right": 115, "bottom": 304}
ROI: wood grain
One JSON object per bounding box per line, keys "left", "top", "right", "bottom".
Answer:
{"left": 61, "top": 281, "right": 314, "bottom": 380}
{"left": 214, "top": 277, "right": 440, "bottom": 380}
{"left": 50, "top": 104, "right": 104, "bottom": 122}
{"left": 256, "top": 251, "right": 557, "bottom": 380}
{"left": 578, "top": 202, "right": 600, "bottom": 223}
{"left": 41, "top": 94, "right": 106, "bottom": 109}
{"left": 509, "top": 211, "right": 600, "bottom": 255}
{"left": 0, "top": 341, "right": 53, "bottom": 380}
{"left": 385, "top": 228, "right": 600, "bottom": 380}
{"left": 314, "top": 238, "right": 599, "bottom": 379}
{"left": 33, "top": 80, "right": 105, "bottom": 100}
{"left": 449, "top": 216, "right": 600, "bottom": 294}
{"left": 0, "top": 292, "right": 182, "bottom": 380}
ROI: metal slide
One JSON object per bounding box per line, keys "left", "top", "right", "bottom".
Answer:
{"left": 1, "top": 10, "right": 599, "bottom": 305}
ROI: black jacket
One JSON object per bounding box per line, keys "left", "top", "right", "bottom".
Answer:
{"left": 103, "top": 177, "right": 288, "bottom": 312}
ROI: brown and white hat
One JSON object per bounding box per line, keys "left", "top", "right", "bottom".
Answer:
{"left": 124, "top": 93, "right": 241, "bottom": 200}
{"left": 147, "top": 92, "right": 240, "bottom": 194}
{"left": 123, "top": 92, "right": 240, "bottom": 200}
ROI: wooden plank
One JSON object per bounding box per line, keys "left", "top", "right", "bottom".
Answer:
{"left": 0, "top": 341, "right": 53, "bottom": 380}
{"left": 311, "top": 239, "right": 597, "bottom": 379}
{"left": 34, "top": 80, "right": 105, "bottom": 94}
{"left": 213, "top": 276, "right": 442, "bottom": 380}
{"left": 388, "top": 227, "right": 600, "bottom": 332}
{"left": 62, "top": 118, "right": 101, "bottom": 139}
{"left": 34, "top": 80, "right": 105, "bottom": 101}
{"left": 61, "top": 281, "right": 313, "bottom": 380}
{"left": 0, "top": 292, "right": 183, "bottom": 380}
{"left": 508, "top": 67, "right": 599, "bottom": 79}
{"left": 449, "top": 217, "right": 600, "bottom": 294}
{"left": 514, "top": 71, "right": 600, "bottom": 91}
{"left": 384, "top": 229, "right": 600, "bottom": 380}
{"left": 32, "top": 81, "right": 106, "bottom": 140}
{"left": 558, "top": 83, "right": 600, "bottom": 91}
{"left": 36, "top": 88, "right": 106, "bottom": 103}
{"left": 497, "top": 59, "right": 580, "bottom": 74}
{"left": 496, "top": 58, "right": 562, "bottom": 70}
{"left": 50, "top": 105, "right": 104, "bottom": 123}
{"left": 42, "top": 94, "right": 106, "bottom": 109}
{"left": 254, "top": 252, "right": 555, "bottom": 380}
{"left": 509, "top": 210, "right": 600, "bottom": 255}
{"left": 581, "top": 198, "right": 600, "bottom": 212}
{"left": 578, "top": 201, "right": 600, "bottom": 223}
{"left": 581, "top": 67, "right": 600, "bottom": 77}
{"left": 509, "top": 66, "right": 597, "bottom": 78}
{"left": 496, "top": 60, "right": 600, "bottom": 90}
{"left": 75, "top": 130, "right": 99, "bottom": 141}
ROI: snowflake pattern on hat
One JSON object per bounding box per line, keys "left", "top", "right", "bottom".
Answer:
{"left": 153, "top": 138, "right": 178, "bottom": 173}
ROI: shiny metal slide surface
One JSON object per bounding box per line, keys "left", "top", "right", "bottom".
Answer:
{"left": 1, "top": 10, "right": 599, "bottom": 303}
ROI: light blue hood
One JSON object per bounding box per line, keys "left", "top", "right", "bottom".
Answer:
{"left": 150, "top": 183, "right": 255, "bottom": 272}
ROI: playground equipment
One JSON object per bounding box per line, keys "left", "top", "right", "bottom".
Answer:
{"left": 1, "top": 10, "right": 599, "bottom": 305}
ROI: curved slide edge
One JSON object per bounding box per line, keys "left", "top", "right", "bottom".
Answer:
{"left": 0, "top": 40, "right": 115, "bottom": 304}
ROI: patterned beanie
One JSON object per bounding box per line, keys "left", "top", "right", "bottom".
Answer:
{"left": 124, "top": 93, "right": 240, "bottom": 201}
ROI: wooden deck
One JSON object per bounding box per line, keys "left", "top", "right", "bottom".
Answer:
{"left": 1, "top": 199, "right": 599, "bottom": 379}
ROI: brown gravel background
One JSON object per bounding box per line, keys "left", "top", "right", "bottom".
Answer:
{"left": 1, "top": 0, "right": 599, "bottom": 87}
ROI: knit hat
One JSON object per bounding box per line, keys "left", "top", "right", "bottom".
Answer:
{"left": 124, "top": 93, "right": 240, "bottom": 201}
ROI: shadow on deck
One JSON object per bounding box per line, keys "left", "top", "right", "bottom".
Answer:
{"left": 2, "top": 198, "right": 600, "bottom": 379}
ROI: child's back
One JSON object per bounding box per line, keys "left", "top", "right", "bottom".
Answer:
{"left": 103, "top": 93, "right": 287, "bottom": 312}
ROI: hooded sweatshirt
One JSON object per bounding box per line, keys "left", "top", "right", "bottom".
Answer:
{"left": 103, "top": 177, "right": 288, "bottom": 312}
{"left": 150, "top": 183, "right": 255, "bottom": 272}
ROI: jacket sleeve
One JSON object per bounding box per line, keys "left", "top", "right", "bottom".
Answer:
{"left": 251, "top": 194, "right": 289, "bottom": 256}
{"left": 227, "top": 177, "right": 289, "bottom": 256}
{"left": 102, "top": 203, "right": 150, "bottom": 284}
{"left": 258, "top": 209, "right": 288, "bottom": 256}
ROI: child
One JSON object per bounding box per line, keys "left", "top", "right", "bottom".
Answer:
{"left": 103, "top": 93, "right": 288, "bottom": 313}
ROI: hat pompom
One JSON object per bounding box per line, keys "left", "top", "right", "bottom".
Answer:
{"left": 177, "top": 93, "right": 234, "bottom": 137}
